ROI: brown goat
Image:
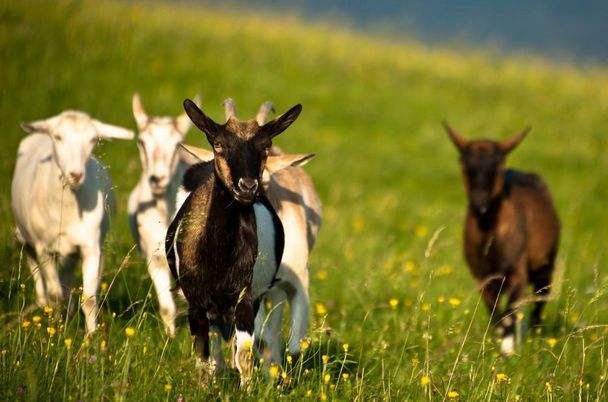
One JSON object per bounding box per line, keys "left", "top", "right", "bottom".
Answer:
{"left": 444, "top": 122, "right": 560, "bottom": 355}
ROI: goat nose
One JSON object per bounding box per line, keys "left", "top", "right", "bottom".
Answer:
{"left": 238, "top": 178, "right": 258, "bottom": 193}
{"left": 69, "top": 172, "right": 83, "bottom": 183}
{"left": 149, "top": 175, "right": 165, "bottom": 185}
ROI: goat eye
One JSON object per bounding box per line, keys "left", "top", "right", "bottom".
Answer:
{"left": 213, "top": 143, "right": 223, "bottom": 152}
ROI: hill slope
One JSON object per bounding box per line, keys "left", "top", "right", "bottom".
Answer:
{"left": 1, "top": 0, "right": 608, "bottom": 400}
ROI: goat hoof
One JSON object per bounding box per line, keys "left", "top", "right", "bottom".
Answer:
{"left": 236, "top": 347, "right": 254, "bottom": 388}
{"left": 195, "top": 359, "right": 218, "bottom": 387}
{"left": 164, "top": 325, "right": 176, "bottom": 338}
{"left": 239, "top": 376, "right": 253, "bottom": 392}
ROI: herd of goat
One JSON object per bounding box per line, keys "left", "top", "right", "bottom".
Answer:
{"left": 10, "top": 94, "right": 560, "bottom": 387}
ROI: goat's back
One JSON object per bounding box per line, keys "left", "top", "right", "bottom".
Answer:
{"left": 505, "top": 169, "right": 560, "bottom": 270}
{"left": 267, "top": 167, "right": 322, "bottom": 252}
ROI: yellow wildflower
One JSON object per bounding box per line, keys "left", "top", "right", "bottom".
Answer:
{"left": 124, "top": 327, "right": 136, "bottom": 337}
{"left": 421, "top": 303, "right": 431, "bottom": 311}
{"left": 43, "top": 305, "right": 53, "bottom": 315}
{"left": 496, "top": 373, "right": 508, "bottom": 383}
{"left": 64, "top": 338, "right": 73, "bottom": 349}
{"left": 420, "top": 375, "right": 431, "bottom": 386}
{"left": 352, "top": 216, "right": 365, "bottom": 232}
{"left": 438, "top": 296, "right": 445, "bottom": 303}
{"left": 164, "top": 383, "right": 172, "bottom": 392}
{"left": 300, "top": 338, "right": 311, "bottom": 351}
{"left": 322, "top": 355, "right": 330, "bottom": 364}
{"left": 286, "top": 355, "right": 292, "bottom": 364}
{"left": 342, "top": 343, "right": 349, "bottom": 353}
{"left": 269, "top": 364, "right": 280, "bottom": 379}
{"left": 342, "top": 373, "right": 350, "bottom": 380}
{"left": 100, "top": 282, "right": 108, "bottom": 292}
{"left": 323, "top": 373, "right": 331, "bottom": 384}
{"left": 545, "top": 382, "right": 552, "bottom": 392}
{"left": 242, "top": 338, "right": 253, "bottom": 350}
{"left": 22, "top": 320, "right": 31, "bottom": 329}
{"left": 316, "top": 270, "right": 328, "bottom": 281}
{"left": 437, "top": 265, "right": 453, "bottom": 276}
{"left": 447, "top": 390, "right": 459, "bottom": 399}
{"left": 389, "top": 298, "right": 399, "bottom": 310}
{"left": 320, "top": 392, "right": 327, "bottom": 401}
{"left": 448, "top": 298, "right": 461, "bottom": 307}
{"left": 516, "top": 311, "right": 525, "bottom": 321}
{"left": 415, "top": 225, "right": 428, "bottom": 238}
{"left": 101, "top": 340, "right": 107, "bottom": 351}
{"left": 404, "top": 261, "right": 416, "bottom": 273}
{"left": 46, "top": 326, "right": 56, "bottom": 336}
{"left": 306, "top": 390, "right": 312, "bottom": 397}
{"left": 20, "top": 283, "right": 26, "bottom": 291}
{"left": 315, "top": 303, "right": 327, "bottom": 315}
{"left": 546, "top": 338, "right": 557, "bottom": 348}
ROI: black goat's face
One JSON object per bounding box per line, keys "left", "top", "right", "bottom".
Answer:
{"left": 443, "top": 122, "right": 530, "bottom": 215}
{"left": 183, "top": 99, "right": 302, "bottom": 204}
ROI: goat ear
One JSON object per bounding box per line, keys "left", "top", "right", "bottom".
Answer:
{"left": 178, "top": 143, "right": 214, "bottom": 164}
{"left": 21, "top": 118, "right": 52, "bottom": 134}
{"left": 256, "top": 101, "right": 275, "bottom": 125}
{"left": 500, "top": 126, "right": 530, "bottom": 154}
{"left": 183, "top": 98, "right": 219, "bottom": 143}
{"left": 442, "top": 121, "right": 468, "bottom": 152}
{"left": 132, "top": 93, "right": 148, "bottom": 130}
{"left": 262, "top": 104, "right": 302, "bottom": 138}
{"left": 266, "top": 153, "right": 315, "bottom": 173}
{"left": 175, "top": 95, "right": 200, "bottom": 135}
{"left": 94, "top": 120, "right": 135, "bottom": 140}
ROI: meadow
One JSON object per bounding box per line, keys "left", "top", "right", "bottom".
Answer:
{"left": 1, "top": 0, "right": 608, "bottom": 400}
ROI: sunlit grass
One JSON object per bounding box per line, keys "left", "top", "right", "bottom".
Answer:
{"left": 1, "top": 0, "right": 608, "bottom": 399}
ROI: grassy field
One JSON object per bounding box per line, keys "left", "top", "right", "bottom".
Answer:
{"left": 2, "top": 0, "right": 608, "bottom": 400}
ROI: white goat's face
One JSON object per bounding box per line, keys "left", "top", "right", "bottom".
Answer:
{"left": 21, "top": 111, "right": 134, "bottom": 189}
{"left": 132, "top": 94, "right": 192, "bottom": 195}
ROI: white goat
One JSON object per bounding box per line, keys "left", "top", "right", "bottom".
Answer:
{"left": 11, "top": 111, "right": 133, "bottom": 334}
{"left": 127, "top": 93, "right": 195, "bottom": 337}
{"left": 179, "top": 100, "right": 322, "bottom": 364}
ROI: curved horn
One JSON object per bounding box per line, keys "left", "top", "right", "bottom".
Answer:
{"left": 256, "top": 101, "right": 275, "bottom": 125}
{"left": 442, "top": 120, "right": 468, "bottom": 152}
{"left": 223, "top": 98, "right": 237, "bottom": 121}
{"left": 500, "top": 126, "right": 531, "bottom": 154}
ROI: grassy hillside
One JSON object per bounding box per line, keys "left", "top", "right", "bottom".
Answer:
{"left": 1, "top": 0, "right": 608, "bottom": 400}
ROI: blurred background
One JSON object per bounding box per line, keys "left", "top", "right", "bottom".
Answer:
{"left": 201, "top": 0, "right": 608, "bottom": 63}
{"left": 1, "top": 0, "right": 608, "bottom": 399}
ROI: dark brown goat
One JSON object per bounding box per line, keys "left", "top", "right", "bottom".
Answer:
{"left": 444, "top": 122, "right": 560, "bottom": 355}
{"left": 165, "top": 99, "right": 302, "bottom": 386}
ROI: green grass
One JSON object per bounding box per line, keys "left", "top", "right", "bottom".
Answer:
{"left": 2, "top": 0, "right": 608, "bottom": 400}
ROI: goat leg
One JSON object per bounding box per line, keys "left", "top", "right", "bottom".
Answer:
{"left": 188, "top": 309, "right": 214, "bottom": 383}
{"left": 234, "top": 295, "right": 255, "bottom": 389}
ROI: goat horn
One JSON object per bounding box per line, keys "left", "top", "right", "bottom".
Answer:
{"left": 442, "top": 120, "right": 468, "bottom": 152}
{"left": 223, "top": 98, "right": 237, "bottom": 121}
{"left": 256, "top": 101, "right": 275, "bottom": 125}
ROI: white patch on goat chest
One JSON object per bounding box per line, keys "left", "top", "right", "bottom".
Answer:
{"left": 251, "top": 202, "right": 278, "bottom": 299}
